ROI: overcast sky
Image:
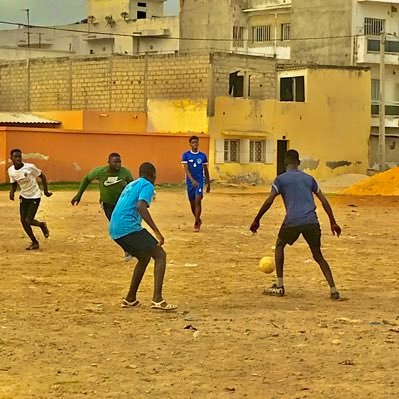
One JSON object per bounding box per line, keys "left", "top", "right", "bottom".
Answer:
{"left": 0, "top": 0, "right": 178, "bottom": 29}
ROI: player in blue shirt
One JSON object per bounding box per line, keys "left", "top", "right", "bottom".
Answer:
{"left": 181, "top": 136, "right": 211, "bottom": 232}
{"left": 250, "top": 150, "right": 341, "bottom": 300}
{"left": 110, "top": 162, "right": 177, "bottom": 311}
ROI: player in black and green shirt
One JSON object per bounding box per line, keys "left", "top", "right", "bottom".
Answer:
{"left": 71, "top": 153, "right": 134, "bottom": 219}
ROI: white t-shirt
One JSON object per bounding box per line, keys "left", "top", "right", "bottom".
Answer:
{"left": 8, "top": 163, "right": 42, "bottom": 199}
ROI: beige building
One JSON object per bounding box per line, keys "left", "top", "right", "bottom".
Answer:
{"left": 0, "top": 0, "right": 179, "bottom": 59}
{"left": 180, "top": 0, "right": 292, "bottom": 59}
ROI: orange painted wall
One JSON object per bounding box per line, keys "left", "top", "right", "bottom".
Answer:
{"left": 35, "top": 111, "right": 84, "bottom": 130}
{"left": 34, "top": 111, "right": 147, "bottom": 132}
{"left": 83, "top": 111, "right": 147, "bottom": 132}
{"left": 1, "top": 127, "right": 209, "bottom": 184}
{"left": 0, "top": 129, "right": 7, "bottom": 183}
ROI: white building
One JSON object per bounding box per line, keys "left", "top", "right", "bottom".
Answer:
{"left": 0, "top": 0, "right": 179, "bottom": 60}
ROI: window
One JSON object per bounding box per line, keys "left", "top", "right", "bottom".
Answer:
{"left": 233, "top": 26, "right": 245, "bottom": 48}
{"left": 138, "top": 2, "right": 146, "bottom": 6}
{"left": 367, "top": 39, "right": 399, "bottom": 53}
{"left": 251, "top": 25, "right": 271, "bottom": 43}
{"left": 371, "top": 79, "right": 380, "bottom": 102}
{"left": 364, "top": 18, "right": 385, "bottom": 36}
{"left": 281, "top": 23, "right": 291, "bottom": 41}
{"left": 137, "top": 10, "right": 147, "bottom": 19}
{"left": 250, "top": 140, "right": 265, "bottom": 163}
{"left": 224, "top": 140, "right": 240, "bottom": 162}
{"left": 280, "top": 76, "right": 305, "bottom": 102}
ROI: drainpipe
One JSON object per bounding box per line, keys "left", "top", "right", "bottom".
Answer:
{"left": 274, "top": 13, "right": 277, "bottom": 58}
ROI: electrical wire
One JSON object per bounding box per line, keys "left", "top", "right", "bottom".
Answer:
{"left": 0, "top": 19, "right": 380, "bottom": 43}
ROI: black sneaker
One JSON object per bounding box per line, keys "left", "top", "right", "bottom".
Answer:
{"left": 263, "top": 284, "right": 285, "bottom": 297}
{"left": 330, "top": 291, "right": 340, "bottom": 300}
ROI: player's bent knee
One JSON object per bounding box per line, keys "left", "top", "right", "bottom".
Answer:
{"left": 152, "top": 246, "right": 166, "bottom": 262}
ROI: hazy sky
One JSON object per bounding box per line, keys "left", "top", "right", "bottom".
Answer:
{"left": 0, "top": 0, "right": 179, "bottom": 29}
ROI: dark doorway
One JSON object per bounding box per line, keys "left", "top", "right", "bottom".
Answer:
{"left": 229, "top": 71, "right": 244, "bottom": 97}
{"left": 277, "top": 140, "right": 288, "bottom": 175}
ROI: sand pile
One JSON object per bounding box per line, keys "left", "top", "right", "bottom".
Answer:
{"left": 341, "top": 167, "right": 399, "bottom": 196}
{"left": 319, "top": 174, "right": 369, "bottom": 191}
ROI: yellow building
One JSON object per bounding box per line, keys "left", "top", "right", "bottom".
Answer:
{"left": 208, "top": 66, "right": 371, "bottom": 184}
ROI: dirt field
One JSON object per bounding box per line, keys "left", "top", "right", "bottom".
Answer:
{"left": 0, "top": 188, "right": 398, "bottom": 399}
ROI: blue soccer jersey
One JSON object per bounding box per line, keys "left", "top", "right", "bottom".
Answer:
{"left": 181, "top": 151, "right": 208, "bottom": 182}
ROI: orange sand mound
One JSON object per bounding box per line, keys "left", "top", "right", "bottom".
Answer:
{"left": 341, "top": 167, "right": 399, "bottom": 196}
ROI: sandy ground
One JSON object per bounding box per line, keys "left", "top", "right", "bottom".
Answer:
{"left": 0, "top": 188, "right": 398, "bottom": 399}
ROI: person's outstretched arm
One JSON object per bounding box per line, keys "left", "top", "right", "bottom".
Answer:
{"left": 250, "top": 190, "right": 278, "bottom": 233}
{"left": 315, "top": 191, "right": 341, "bottom": 236}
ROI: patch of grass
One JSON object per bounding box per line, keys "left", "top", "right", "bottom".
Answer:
{"left": 0, "top": 182, "right": 185, "bottom": 192}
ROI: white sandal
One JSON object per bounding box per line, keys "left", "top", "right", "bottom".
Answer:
{"left": 121, "top": 299, "right": 142, "bottom": 308}
{"left": 151, "top": 300, "right": 177, "bottom": 311}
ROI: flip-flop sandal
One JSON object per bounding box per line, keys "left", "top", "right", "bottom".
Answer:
{"left": 151, "top": 300, "right": 177, "bottom": 311}
{"left": 121, "top": 299, "right": 141, "bottom": 308}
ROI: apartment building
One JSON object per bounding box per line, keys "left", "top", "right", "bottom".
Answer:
{"left": 0, "top": 0, "right": 179, "bottom": 59}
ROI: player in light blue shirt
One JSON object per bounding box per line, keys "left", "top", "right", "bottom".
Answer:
{"left": 110, "top": 162, "right": 177, "bottom": 311}
{"left": 181, "top": 136, "right": 211, "bottom": 232}
{"left": 250, "top": 150, "right": 342, "bottom": 300}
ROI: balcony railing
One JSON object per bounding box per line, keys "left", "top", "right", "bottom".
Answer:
{"left": 371, "top": 103, "right": 399, "bottom": 116}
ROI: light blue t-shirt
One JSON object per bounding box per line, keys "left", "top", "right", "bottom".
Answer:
{"left": 272, "top": 169, "right": 319, "bottom": 227}
{"left": 109, "top": 177, "right": 154, "bottom": 240}
{"left": 181, "top": 151, "right": 208, "bottom": 182}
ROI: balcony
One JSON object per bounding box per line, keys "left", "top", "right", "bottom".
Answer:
{"left": 358, "top": 0, "right": 399, "bottom": 3}
{"left": 371, "top": 102, "right": 399, "bottom": 127}
{"left": 356, "top": 35, "right": 399, "bottom": 64}
{"left": 244, "top": 0, "right": 291, "bottom": 13}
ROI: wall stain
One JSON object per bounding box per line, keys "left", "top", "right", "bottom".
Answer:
{"left": 301, "top": 158, "right": 320, "bottom": 170}
{"left": 24, "top": 153, "right": 49, "bottom": 161}
{"left": 326, "top": 160, "right": 351, "bottom": 170}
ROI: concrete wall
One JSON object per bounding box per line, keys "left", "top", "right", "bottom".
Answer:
{"left": 179, "top": 0, "right": 247, "bottom": 52}
{"left": 0, "top": 127, "right": 209, "bottom": 184}
{"left": 369, "top": 134, "right": 399, "bottom": 170}
{"left": 0, "top": 53, "right": 211, "bottom": 112}
{"left": 209, "top": 67, "right": 371, "bottom": 183}
{"left": 290, "top": 0, "right": 354, "bottom": 66}
{"left": 0, "top": 52, "right": 277, "bottom": 113}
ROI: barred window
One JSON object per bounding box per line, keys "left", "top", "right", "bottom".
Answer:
{"left": 281, "top": 23, "right": 291, "bottom": 41}
{"left": 252, "top": 25, "right": 272, "bottom": 43}
{"left": 250, "top": 140, "right": 265, "bottom": 163}
{"left": 364, "top": 18, "right": 385, "bottom": 36}
{"left": 233, "top": 26, "right": 245, "bottom": 48}
{"left": 224, "top": 140, "right": 240, "bottom": 162}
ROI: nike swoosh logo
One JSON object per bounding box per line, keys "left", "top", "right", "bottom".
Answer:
{"left": 104, "top": 179, "right": 123, "bottom": 187}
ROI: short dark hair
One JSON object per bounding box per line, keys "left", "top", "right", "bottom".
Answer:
{"left": 10, "top": 148, "right": 22, "bottom": 157}
{"left": 139, "top": 162, "right": 156, "bottom": 177}
{"left": 108, "top": 152, "right": 121, "bottom": 160}
{"left": 189, "top": 135, "right": 199, "bottom": 143}
{"left": 285, "top": 149, "right": 300, "bottom": 165}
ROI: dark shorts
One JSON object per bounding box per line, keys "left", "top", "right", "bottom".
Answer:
{"left": 20, "top": 197, "right": 41, "bottom": 222}
{"left": 114, "top": 229, "right": 158, "bottom": 258}
{"left": 102, "top": 202, "right": 115, "bottom": 221}
{"left": 278, "top": 223, "right": 321, "bottom": 248}
{"left": 187, "top": 180, "right": 204, "bottom": 201}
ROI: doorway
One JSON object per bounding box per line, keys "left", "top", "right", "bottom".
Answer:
{"left": 277, "top": 140, "right": 288, "bottom": 175}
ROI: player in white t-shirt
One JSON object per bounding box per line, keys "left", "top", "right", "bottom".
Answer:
{"left": 8, "top": 149, "right": 53, "bottom": 250}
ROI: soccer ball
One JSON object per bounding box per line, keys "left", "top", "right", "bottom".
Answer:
{"left": 259, "top": 256, "right": 275, "bottom": 274}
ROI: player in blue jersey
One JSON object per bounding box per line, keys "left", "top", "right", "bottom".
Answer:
{"left": 110, "top": 162, "right": 177, "bottom": 311}
{"left": 181, "top": 136, "right": 211, "bottom": 232}
{"left": 250, "top": 150, "right": 341, "bottom": 300}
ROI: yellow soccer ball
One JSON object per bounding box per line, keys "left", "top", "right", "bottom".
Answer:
{"left": 259, "top": 256, "right": 275, "bottom": 274}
